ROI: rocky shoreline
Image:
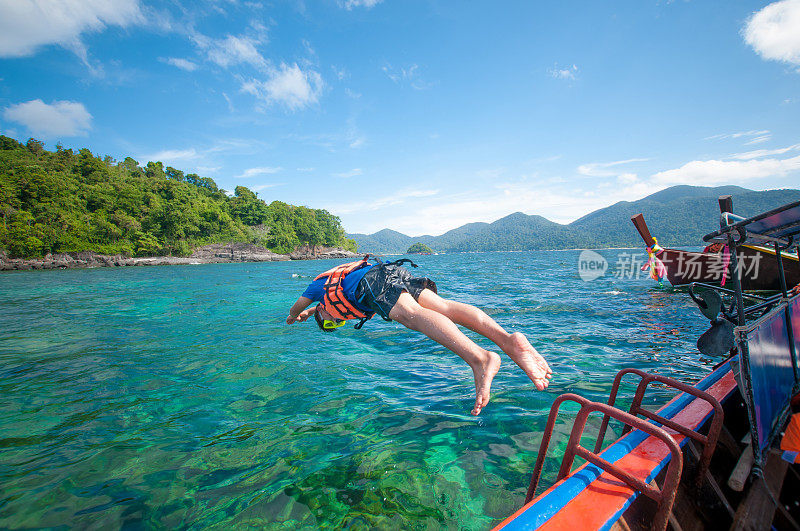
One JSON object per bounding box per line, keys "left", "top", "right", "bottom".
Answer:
{"left": 0, "top": 243, "right": 360, "bottom": 271}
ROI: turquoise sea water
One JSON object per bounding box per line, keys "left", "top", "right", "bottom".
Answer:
{"left": 0, "top": 251, "right": 715, "bottom": 529}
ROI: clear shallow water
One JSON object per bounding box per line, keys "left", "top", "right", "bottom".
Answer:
{"left": 0, "top": 251, "right": 715, "bottom": 529}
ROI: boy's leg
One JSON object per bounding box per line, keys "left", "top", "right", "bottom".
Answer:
{"left": 416, "top": 289, "right": 552, "bottom": 390}
{"left": 388, "top": 292, "right": 501, "bottom": 416}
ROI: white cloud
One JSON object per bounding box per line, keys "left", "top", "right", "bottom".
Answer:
{"left": 134, "top": 138, "right": 272, "bottom": 176}
{"left": 730, "top": 143, "right": 800, "bottom": 160}
{"left": 705, "top": 129, "right": 770, "bottom": 141}
{"left": 222, "top": 92, "right": 234, "bottom": 112}
{"left": 745, "top": 134, "right": 771, "bottom": 145}
{"left": 242, "top": 63, "right": 323, "bottom": 110}
{"left": 340, "top": 0, "right": 382, "bottom": 9}
{"left": 349, "top": 137, "right": 366, "bottom": 148}
{"left": 549, "top": 63, "right": 578, "bottom": 80}
{"left": 207, "top": 138, "right": 266, "bottom": 154}
{"left": 143, "top": 139, "right": 264, "bottom": 164}
{"left": 383, "top": 194, "right": 526, "bottom": 234}
{"left": 382, "top": 63, "right": 430, "bottom": 90}
{"left": 0, "top": 0, "right": 144, "bottom": 58}
{"left": 251, "top": 183, "right": 283, "bottom": 192}
{"left": 193, "top": 33, "right": 267, "bottom": 69}
{"left": 236, "top": 166, "right": 282, "bottom": 178}
{"left": 333, "top": 189, "right": 439, "bottom": 215}
{"left": 142, "top": 148, "right": 199, "bottom": 163}
{"left": 652, "top": 155, "right": 800, "bottom": 185}
{"left": 355, "top": 182, "right": 666, "bottom": 235}
{"left": 3, "top": 99, "right": 92, "bottom": 137}
{"left": 577, "top": 158, "right": 649, "bottom": 177}
{"left": 617, "top": 173, "right": 638, "bottom": 184}
{"left": 196, "top": 166, "right": 220, "bottom": 174}
{"left": 743, "top": 0, "right": 800, "bottom": 67}
{"left": 340, "top": 143, "right": 800, "bottom": 235}
{"left": 297, "top": 167, "right": 315, "bottom": 172}
{"left": 333, "top": 168, "right": 363, "bottom": 178}
{"left": 161, "top": 57, "right": 198, "bottom": 71}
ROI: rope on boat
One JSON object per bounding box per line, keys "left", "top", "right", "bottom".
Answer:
{"left": 759, "top": 471, "right": 800, "bottom": 530}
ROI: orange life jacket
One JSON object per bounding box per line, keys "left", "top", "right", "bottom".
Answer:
{"left": 314, "top": 255, "right": 373, "bottom": 320}
{"left": 780, "top": 412, "right": 800, "bottom": 463}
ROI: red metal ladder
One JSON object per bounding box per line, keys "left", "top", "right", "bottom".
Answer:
{"left": 525, "top": 369, "right": 725, "bottom": 531}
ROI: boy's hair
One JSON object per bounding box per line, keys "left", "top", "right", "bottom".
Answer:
{"left": 314, "top": 304, "right": 335, "bottom": 332}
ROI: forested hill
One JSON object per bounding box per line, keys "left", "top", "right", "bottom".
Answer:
{"left": 349, "top": 185, "right": 800, "bottom": 253}
{"left": 0, "top": 136, "right": 355, "bottom": 258}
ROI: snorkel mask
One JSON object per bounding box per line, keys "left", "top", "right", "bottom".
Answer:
{"left": 314, "top": 304, "right": 346, "bottom": 332}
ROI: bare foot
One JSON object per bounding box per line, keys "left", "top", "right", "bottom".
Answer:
{"left": 503, "top": 332, "right": 552, "bottom": 391}
{"left": 471, "top": 351, "right": 502, "bottom": 416}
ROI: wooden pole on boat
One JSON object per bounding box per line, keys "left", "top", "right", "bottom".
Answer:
{"left": 631, "top": 214, "right": 656, "bottom": 246}
{"left": 722, "top": 195, "right": 762, "bottom": 469}
{"left": 722, "top": 196, "right": 747, "bottom": 327}
{"left": 719, "top": 195, "right": 733, "bottom": 215}
{"left": 727, "top": 443, "right": 754, "bottom": 492}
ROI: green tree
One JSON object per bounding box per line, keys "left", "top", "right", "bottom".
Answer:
{"left": 0, "top": 135, "right": 354, "bottom": 258}
{"left": 135, "top": 232, "right": 162, "bottom": 256}
{"left": 26, "top": 138, "right": 45, "bottom": 157}
{"left": 145, "top": 161, "right": 166, "bottom": 180}
{"left": 294, "top": 206, "right": 321, "bottom": 247}
{"left": 166, "top": 166, "right": 185, "bottom": 182}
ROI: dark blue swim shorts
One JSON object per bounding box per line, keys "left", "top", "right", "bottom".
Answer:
{"left": 354, "top": 264, "right": 437, "bottom": 320}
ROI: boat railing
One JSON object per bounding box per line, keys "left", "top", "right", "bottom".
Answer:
{"left": 704, "top": 199, "right": 800, "bottom": 249}
{"left": 526, "top": 393, "right": 684, "bottom": 531}
{"left": 699, "top": 196, "right": 800, "bottom": 471}
{"left": 735, "top": 294, "right": 800, "bottom": 468}
{"left": 721, "top": 211, "right": 747, "bottom": 226}
{"left": 689, "top": 282, "right": 772, "bottom": 302}
{"left": 595, "top": 368, "right": 724, "bottom": 486}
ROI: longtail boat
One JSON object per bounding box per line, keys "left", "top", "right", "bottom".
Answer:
{"left": 497, "top": 197, "right": 800, "bottom": 530}
{"left": 631, "top": 198, "right": 799, "bottom": 291}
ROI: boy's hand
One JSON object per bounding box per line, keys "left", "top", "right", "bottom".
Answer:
{"left": 296, "top": 308, "right": 314, "bottom": 322}
{"left": 286, "top": 308, "right": 314, "bottom": 324}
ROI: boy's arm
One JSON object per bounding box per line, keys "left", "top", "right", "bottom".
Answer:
{"left": 286, "top": 296, "right": 315, "bottom": 324}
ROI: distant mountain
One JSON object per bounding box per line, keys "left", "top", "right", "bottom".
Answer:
{"left": 346, "top": 228, "right": 415, "bottom": 254}
{"left": 634, "top": 184, "right": 751, "bottom": 205}
{"left": 348, "top": 185, "right": 800, "bottom": 253}
{"left": 568, "top": 186, "right": 797, "bottom": 249}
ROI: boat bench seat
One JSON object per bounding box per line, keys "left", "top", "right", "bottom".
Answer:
{"left": 496, "top": 360, "right": 738, "bottom": 531}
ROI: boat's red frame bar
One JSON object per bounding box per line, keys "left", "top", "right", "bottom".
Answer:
{"left": 595, "top": 368, "right": 725, "bottom": 486}
{"left": 525, "top": 393, "right": 683, "bottom": 531}
{"left": 496, "top": 363, "right": 737, "bottom": 531}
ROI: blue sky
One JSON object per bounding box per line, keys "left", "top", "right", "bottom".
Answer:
{"left": 1, "top": 0, "right": 799, "bottom": 236}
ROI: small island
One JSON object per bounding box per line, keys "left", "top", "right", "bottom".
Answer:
{"left": 406, "top": 242, "right": 434, "bottom": 254}
{"left": 0, "top": 136, "right": 359, "bottom": 270}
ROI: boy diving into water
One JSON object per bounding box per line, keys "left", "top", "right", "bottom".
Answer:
{"left": 285, "top": 255, "right": 552, "bottom": 415}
